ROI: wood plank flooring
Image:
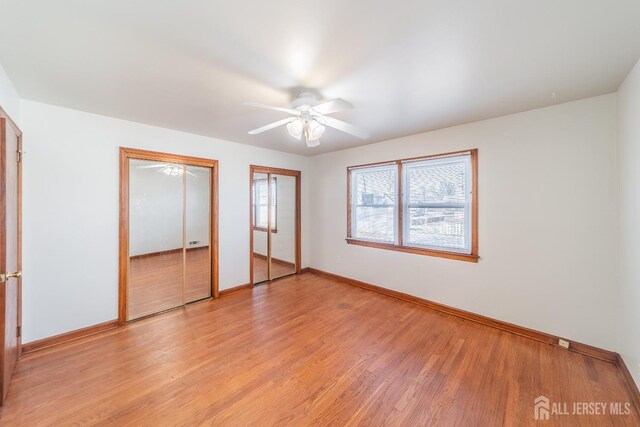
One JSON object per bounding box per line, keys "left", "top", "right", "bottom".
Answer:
{"left": 128, "top": 247, "right": 211, "bottom": 319}
{"left": 252, "top": 253, "right": 296, "bottom": 283}
{"left": 1, "top": 273, "right": 638, "bottom": 425}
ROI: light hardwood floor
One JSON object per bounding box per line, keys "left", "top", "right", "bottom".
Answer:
{"left": 128, "top": 247, "right": 211, "bottom": 319}
{"left": 1, "top": 273, "right": 638, "bottom": 425}
{"left": 252, "top": 253, "right": 296, "bottom": 283}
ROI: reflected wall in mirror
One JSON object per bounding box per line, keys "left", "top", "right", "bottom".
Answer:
{"left": 250, "top": 166, "right": 300, "bottom": 285}
{"left": 120, "top": 148, "right": 218, "bottom": 323}
{"left": 185, "top": 165, "right": 211, "bottom": 303}
{"left": 252, "top": 172, "right": 270, "bottom": 284}
{"left": 270, "top": 174, "right": 296, "bottom": 279}
{"left": 128, "top": 159, "right": 184, "bottom": 320}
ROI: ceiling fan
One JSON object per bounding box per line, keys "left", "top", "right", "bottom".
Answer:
{"left": 246, "top": 92, "right": 370, "bottom": 148}
{"left": 136, "top": 163, "right": 197, "bottom": 177}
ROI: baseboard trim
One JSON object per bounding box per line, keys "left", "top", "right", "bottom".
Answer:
{"left": 21, "top": 320, "right": 119, "bottom": 355}
{"left": 252, "top": 253, "right": 296, "bottom": 268}
{"left": 306, "top": 268, "right": 619, "bottom": 364}
{"left": 618, "top": 355, "right": 640, "bottom": 416}
{"left": 219, "top": 283, "right": 252, "bottom": 297}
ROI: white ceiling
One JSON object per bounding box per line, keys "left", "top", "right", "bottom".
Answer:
{"left": 1, "top": 1, "right": 639, "bottom": 155}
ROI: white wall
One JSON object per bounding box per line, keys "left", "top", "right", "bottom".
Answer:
{"left": 252, "top": 174, "right": 297, "bottom": 263}
{"left": 129, "top": 162, "right": 211, "bottom": 256}
{"left": 309, "top": 94, "right": 618, "bottom": 350}
{"left": 21, "top": 100, "right": 310, "bottom": 343}
{"left": 617, "top": 58, "right": 640, "bottom": 386}
{"left": 0, "top": 62, "right": 21, "bottom": 124}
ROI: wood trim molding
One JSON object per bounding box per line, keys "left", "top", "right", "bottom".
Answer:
{"left": 305, "top": 268, "right": 618, "bottom": 364}
{"left": 119, "top": 147, "right": 219, "bottom": 325}
{"left": 252, "top": 253, "right": 296, "bottom": 268}
{"left": 129, "top": 246, "right": 208, "bottom": 260}
{"left": 21, "top": 320, "right": 118, "bottom": 355}
{"left": 219, "top": 283, "right": 252, "bottom": 297}
{"left": 345, "top": 239, "right": 480, "bottom": 263}
{"left": 618, "top": 355, "right": 640, "bottom": 416}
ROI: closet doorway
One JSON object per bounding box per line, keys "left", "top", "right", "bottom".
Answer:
{"left": 119, "top": 148, "right": 218, "bottom": 324}
{"left": 250, "top": 165, "right": 301, "bottom": 285}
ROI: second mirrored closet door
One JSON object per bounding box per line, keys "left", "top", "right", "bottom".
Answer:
{"left": 251, "top": 166, "right": 300, "bottom": 285}
{"left": 120, "top": 148, "right": 218, "bottom": 323}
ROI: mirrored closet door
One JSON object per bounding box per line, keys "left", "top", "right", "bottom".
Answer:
{"left": 250, "top": 166, "right": 300, "bottom": 285}
{"left": 119, "top": 148, "right": 218, "bottom": 323}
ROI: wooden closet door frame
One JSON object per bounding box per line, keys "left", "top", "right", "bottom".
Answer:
{"left": 119, "top": 147, "right": 219, "bottom": 325}
{"left": 249, "top": 165, "right": 301, "bottom": 286}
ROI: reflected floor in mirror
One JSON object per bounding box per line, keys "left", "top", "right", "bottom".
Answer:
{"left": 128, "top": 247, "right": 211, "bottom": 319}
{"left": 252, "top": 254, "right": 295, "bottom": 283}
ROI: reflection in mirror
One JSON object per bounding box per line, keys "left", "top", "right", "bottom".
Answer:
{"left": 128, "top": 159, "right": 184, "bottom": 320}
{"left": 269, "top": 174, "right": 296, "bottom": 279}
{"left": 252, "top": 172, "right": 270, "bottom": 283}
{"left": 185, "top": 165, "right": 211, "bottom": 303}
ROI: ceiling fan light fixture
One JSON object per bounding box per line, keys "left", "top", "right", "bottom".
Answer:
{"left": 306, "top": 120, "right": 325, "bottom": 142}
{"left": 286, "top": 119, "right": 303, "bottom": 140}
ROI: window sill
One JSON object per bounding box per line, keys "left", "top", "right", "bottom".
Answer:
{"left": 345, "top": 238, "right": 479, "bottom": 263}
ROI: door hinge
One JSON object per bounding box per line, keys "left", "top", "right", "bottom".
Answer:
{"left": 16, "top": 150, "right": 22, "bottom": 163}
{"left": 17, "top": 326, "right": 21, "bottom": 338}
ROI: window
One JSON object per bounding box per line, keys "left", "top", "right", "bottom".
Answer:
{"left": 253, "top": 177, "right": 277, "bottom": 232}
{"left": 347, "top": 150, "right": 478, "bottom": 262}
{"left": 350, "top": 164, "right": 397, "bottom": 243}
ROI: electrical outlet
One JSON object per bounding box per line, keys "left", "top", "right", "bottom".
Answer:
{"left": 558, "top": 339, "right": 570, "bottom": 349}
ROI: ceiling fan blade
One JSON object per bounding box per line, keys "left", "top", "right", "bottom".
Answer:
{"left": 248, "top": 117, "right": 297, "bottom": 135}
{"left": 318, "top": 116, "right": 370, "bottom": 139}
{"left": 244, "top": 102, "right": 300, "bottom": 115}
{"left": 311, "top": 98, "right": 354, "bottom": 115}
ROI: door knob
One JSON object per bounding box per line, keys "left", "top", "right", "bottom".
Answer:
{"left": 0, "top": 271, "right": 21, "bottom": 283}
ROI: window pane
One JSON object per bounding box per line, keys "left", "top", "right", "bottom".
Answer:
{"left": 407, "top": 159, "right": 467, "bottom": 205}
{"left": 407, "top": 207, "right": 466, "bottom": 249}
{"left": 404, "top": 155, "right": 471, "bottom": 252}
{"left": 254, "top": 178, "right": 276, "bottom": 230}
{"left": 352, "top": 166, "right": 397, "bottom": 243}
{"left": 258, "top": 205, "right": 269, "bottom": 228}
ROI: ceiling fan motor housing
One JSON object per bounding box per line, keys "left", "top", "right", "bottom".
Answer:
{"left": 291, "top": 92, "right": 321, "bottom": 110}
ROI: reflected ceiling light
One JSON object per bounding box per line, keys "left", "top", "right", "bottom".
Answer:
{"left": 162, "top": 165, "right": 184, "bottom": 176}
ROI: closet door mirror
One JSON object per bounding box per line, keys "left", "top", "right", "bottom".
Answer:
{"left": 269, "top": 174, "right": 296, "bottom": 279}
{"left": 120, "top": 148, "right": 218, "bottom": 324}
{"left": 128, "top": 159, "right": 185, "bottom": 320}
{"left": 185, "top": 165, "right": 212, "bottom": 303}
{"left": 250, "top": 166, "right": 300, "bottom": 285}
{"left": 252, "top": 172, "right": 270, "bottom": 284}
